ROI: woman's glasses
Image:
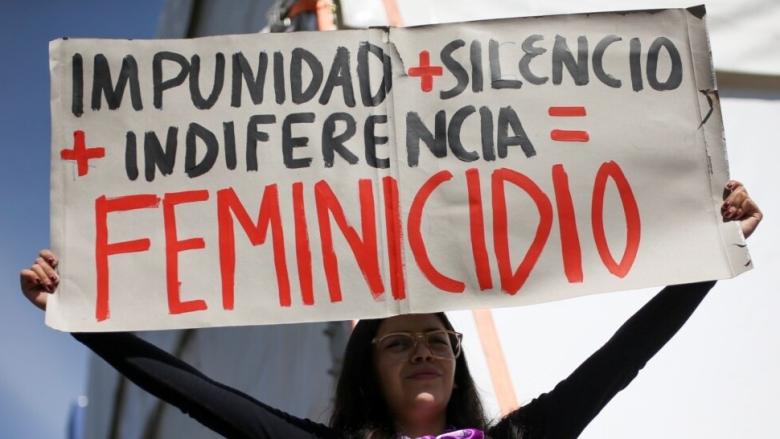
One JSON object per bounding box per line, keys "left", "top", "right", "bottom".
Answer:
{"left": 372, "top": 330, "right": 463, "bottom": 359}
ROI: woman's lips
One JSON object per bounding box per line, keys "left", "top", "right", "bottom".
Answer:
{"left": 405, "top": 369, "right": 442, "bottom": 380}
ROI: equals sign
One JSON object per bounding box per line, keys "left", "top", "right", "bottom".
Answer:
{"left": 549, "top": 106, "right": 589, "bottom": 142}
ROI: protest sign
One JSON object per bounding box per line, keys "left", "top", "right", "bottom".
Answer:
{"left": 47, "top": 6, "right": 750, "bottom": 332}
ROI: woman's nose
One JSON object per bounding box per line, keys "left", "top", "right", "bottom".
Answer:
{"left": 409, "top": 339, "right": 435, "bottom": 363}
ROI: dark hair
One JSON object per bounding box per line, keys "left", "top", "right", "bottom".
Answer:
{"left": 330, "top": 312, "right": 488, "bottom": 438}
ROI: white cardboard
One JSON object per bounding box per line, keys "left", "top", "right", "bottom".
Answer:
{"left": 48, "top": 7, "right": 749, "bottom": 332}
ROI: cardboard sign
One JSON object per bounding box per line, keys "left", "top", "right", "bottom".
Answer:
{"left": 47, "top": 6, "right": 750, "bottom": 332}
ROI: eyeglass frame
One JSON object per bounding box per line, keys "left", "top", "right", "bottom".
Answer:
{"left": 371, "top": 329, "right": 464, "bottom": 359}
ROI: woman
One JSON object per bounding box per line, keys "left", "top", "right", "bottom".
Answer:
{"left": 20, "top": 181, "right": 762, "bottom": 439}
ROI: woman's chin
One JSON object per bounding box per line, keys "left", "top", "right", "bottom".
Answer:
{"left": 414, "top": 391, "right": 437, "bottom": 405}
{"left": 411, "top": 391, "right": 447, "bottom": 414}
{"left": 406, "top": 383, "right": 451, "bottom": 409}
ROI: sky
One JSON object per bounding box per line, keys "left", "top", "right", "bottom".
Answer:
{"left": 0, "top": 1, "right": 164, "bottom": 437}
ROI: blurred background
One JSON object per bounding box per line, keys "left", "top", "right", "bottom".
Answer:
{"left": 1, "top": 0, "right": 778, "bottom": 438}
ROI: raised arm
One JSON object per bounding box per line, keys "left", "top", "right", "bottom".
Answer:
{"left": 490, "top": 181, "right": 762, "bottom": 439}
{"left": 72, "top": 331, "right": 335, "bottom": 439}
{"left": 20, "top": 252, "right": 335, "bottom": 439}
{"left": 491, "top": 281, "right": 715, "bottom": 439}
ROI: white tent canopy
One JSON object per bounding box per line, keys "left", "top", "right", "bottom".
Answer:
{"left": 341, "top": 0, "right": 780, "bottom": 76}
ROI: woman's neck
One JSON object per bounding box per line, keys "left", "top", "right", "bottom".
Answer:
{"left": 396, "top": 416, "right": 446, "bottom": 438}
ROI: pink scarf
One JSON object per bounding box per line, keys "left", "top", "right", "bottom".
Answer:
{"left": 400, "top": 428, "right": 484, "bottom": 439}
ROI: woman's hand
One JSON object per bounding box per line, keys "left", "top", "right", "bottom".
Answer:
{"left": 722, "top": 180, "right": 762, "bottom": 239}
{"left": 19, "top": 249, "right": 59, "bottom": 311}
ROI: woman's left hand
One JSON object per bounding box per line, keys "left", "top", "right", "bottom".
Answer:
{"left": 722, "top": 180, "right": 763, "bottom": 239}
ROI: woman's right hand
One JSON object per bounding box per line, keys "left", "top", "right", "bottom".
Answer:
{"left": 20, "top": 249, "right": 59, "bottom": 311}
{"left": 721, "top": 180, "right": 763, "bottom": 239}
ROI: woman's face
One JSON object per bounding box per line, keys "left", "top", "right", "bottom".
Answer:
{"left": 373, "top": 313, "right": 457, "bottom": 427}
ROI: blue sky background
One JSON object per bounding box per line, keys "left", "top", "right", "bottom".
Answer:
{"left": 0, "top": 2, "right": 164, "bottom": 437}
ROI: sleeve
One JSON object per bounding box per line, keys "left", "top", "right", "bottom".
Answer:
{"left": 488, "top": 280, "right": 716, "bottom": 439}
{"left": 73, "top": 331, "right": 336, "bottom": 439}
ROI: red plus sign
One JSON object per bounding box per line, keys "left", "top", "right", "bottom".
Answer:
{"left": 60, "top": 130, "right": 105, "bottom": 177}
{"left": 407, "top": 50, "right": 443, "bottom": 92}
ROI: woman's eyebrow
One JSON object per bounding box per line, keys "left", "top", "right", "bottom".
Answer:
{"left": 382, "top": 327, "right": 443, "bottom": 334}
{"left": 396, "top": 328, "right": 444, "bottom": 333}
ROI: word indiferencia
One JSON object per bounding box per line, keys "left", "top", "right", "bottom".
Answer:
{"left": 123, "top": 104, "right": 538, "bottom": 180}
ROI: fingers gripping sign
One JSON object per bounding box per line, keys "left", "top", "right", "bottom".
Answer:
{"left": 20, "top": 250, "right": 60, "bottom": 311}
{"left": 722, "top": 180, "right": 763, "bottom": 239}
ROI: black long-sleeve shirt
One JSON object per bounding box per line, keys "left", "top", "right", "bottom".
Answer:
{"left": 74, "top": 281, "right": 716, "bottom": 439}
